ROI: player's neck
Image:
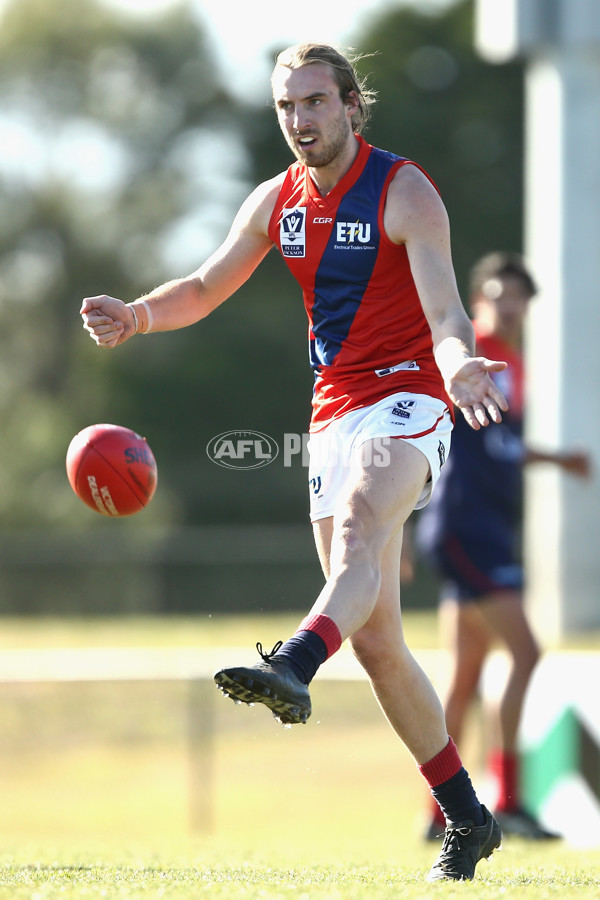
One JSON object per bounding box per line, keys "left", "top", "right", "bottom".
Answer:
{"left": 308, "top": 135, "right": 360, "bottom": 196}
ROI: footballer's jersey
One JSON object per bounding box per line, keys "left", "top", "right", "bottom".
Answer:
{"left": 268, "top": 135, "right": 450, "bottom": 431}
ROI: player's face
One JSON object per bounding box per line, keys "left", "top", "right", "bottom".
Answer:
{"left": 476, "top": 275, "right": 531, "bottom": 343}
{"left": 272, "top": 63, "right": 358, "bottom": 169}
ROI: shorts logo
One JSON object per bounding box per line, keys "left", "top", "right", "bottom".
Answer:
{"left": 280, "top": 207, "right": 306, "bottom": 258}
{"left": 309, "top": 476, "right": 322, "bottom": 495}
{"left": 438, "top": 440, "right": 446, "bottom": 468}
{"left": 392, "top": 400, "right": 416, "bottom": 419}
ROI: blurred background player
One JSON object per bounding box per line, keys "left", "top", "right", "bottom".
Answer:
{"left": 415, "top": 251, "right": 591, "bottom": 840}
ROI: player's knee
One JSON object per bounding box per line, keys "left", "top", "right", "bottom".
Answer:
{"left": 349, "top": 628, "right": 380, "bottom": 675}
{"left": 350, "top": 624, "right": 406, "bottom": 678}
{"left": 335, "top": 496, "right": 386, "bottom": 561}
{"left": 520, "top": 638, "right": 541, "bottom": 678}
{"left": 505, "top": 625, "right": 541, "bottom": 678}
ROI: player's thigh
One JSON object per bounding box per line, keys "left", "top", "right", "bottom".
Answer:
{"left": 317, "top": 507, "right": 405, "bottom": 622}
{"left": 310, "top": 435, "right": 427, "bottom": 587}
{"left": 339, "top": 436, "right": 430, "bottom": 543}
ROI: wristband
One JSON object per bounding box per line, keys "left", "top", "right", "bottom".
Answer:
{"left": 140, "top": 299, "right": 154, "bottom": 333}
{"left": 129, "top": 304, "right": 139, "bottom": 335}
{"left": 128, "top": 299, "right": 153, "bottom": 334}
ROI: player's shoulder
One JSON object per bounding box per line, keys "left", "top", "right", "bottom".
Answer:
{"left": 244, "top": 172, "right": 287, "bottom": 212}
{"left": 384, "top": 161, "right": 447, "bottom": 243}
{"left": 254, "top": 171, "right": 287, "bottom": 199}
{"left": 236, "top": 172, "right": 288, "bottom": 233}
{"left": 387, "top": 161, "right": 441, "bottom": 207}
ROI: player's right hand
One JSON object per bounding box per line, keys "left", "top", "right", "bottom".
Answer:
{"left": 448, "top": 356, "right": 508, "bottom": 430}
{"left": 80, "top": 295, "right": 133, "bottom": 348}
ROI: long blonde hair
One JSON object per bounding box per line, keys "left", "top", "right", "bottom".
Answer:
{"left": 273, "top": 42, "right": 377, "bottom": 134}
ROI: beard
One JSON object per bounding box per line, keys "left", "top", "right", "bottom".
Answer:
{"left": 284, "top": 110, "right": 352, "bottom": 168}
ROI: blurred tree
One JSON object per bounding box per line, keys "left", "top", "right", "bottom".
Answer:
{"left": 0, "top": 0, "right": 260, "bottom": 528}
{"left": 356, "top": 0, "right": 525, "bottom": 298}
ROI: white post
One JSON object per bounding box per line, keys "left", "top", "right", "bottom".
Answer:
{"left": 475, "top": 0, "right": 600, "bottom": 641}
{"left": 523, "top": 45, "right": 600, "bottom": 640}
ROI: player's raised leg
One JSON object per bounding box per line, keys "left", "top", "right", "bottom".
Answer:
{"left": 214, "top": 435, "right": 426, "bottom": 723}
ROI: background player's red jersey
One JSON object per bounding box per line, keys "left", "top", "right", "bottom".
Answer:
{"left": 268, "top": 136, "right": 451, "bottom": 430}
{"left": 475, "top": 323, "right": 524, "bottom": 420}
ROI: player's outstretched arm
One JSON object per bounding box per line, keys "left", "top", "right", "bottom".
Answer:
{"left": 80, "top": 175, "right": 282, "bottom": 348}
{"left": 384, "top": 164, "right": 508, "bottom": 429}
{"left": 524, "top": 446, "right": 592, "bottom": 478}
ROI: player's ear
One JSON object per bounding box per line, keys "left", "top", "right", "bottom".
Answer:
{"left": 345, "top": 90, "right": 359, "bottom": 115}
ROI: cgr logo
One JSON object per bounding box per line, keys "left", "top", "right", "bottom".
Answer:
{"left": 206, "top": 430, "right": 279, "bottom": 470}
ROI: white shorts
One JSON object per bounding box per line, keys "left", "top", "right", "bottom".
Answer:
{"left": 307, "top": 392, "right": 452, "bottom": 522}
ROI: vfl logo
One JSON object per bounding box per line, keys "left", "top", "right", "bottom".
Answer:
{"left": 392, "top": 400, "right": 416, "bottom": 420}
{"left": 280, "top": 207, "right": 306, "bottom": 258}
{"left": 206, "top": 431, "right": 279, "bottom": 470}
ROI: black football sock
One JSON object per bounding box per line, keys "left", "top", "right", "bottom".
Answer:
{"left": 431, "top": 768, "right": 486, "bottom": 827}
{"left": 273, "top": 631, "right": 328, "bottom": 684}
{"left": 419, "top": 738, "right": 485, "bottom": 827}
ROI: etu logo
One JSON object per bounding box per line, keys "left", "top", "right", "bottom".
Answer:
{"left": 336, "top": 221, "right": 371, "bottom": 243}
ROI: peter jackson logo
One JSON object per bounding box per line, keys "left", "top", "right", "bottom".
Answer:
{"left": 280, "top": 207, "right": 306, "bottom": 257}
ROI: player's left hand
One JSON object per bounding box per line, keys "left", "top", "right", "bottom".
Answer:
{"left": 447, "top": 357, "right": 508, "bottom": 430}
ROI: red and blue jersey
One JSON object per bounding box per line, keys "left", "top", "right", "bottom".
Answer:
{"left": 268, "top": 135, "right": 450, "bottom": 431}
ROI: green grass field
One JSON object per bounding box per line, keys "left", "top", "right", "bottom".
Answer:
{"left": 2, "top": 846, "right": 600, "bottom": 899}
{"left": 0, "top": 614, "right": 599, "bottom": 898}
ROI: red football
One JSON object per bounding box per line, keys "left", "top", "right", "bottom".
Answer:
{"left": 66, "top": 424, "right": 157, "bottom": 516}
